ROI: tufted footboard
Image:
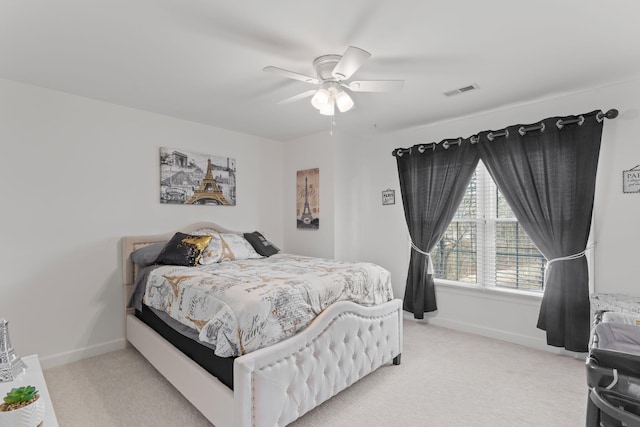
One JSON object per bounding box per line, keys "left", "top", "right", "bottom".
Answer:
{"left": 234, "top": 299, "right": 403, "bottom": 427}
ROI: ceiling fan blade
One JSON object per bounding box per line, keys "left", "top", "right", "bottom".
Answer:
{"left": 263, "top": 66, "right": 319, "bottom": 84}
{"left": 276, "top": 90, "right": 317, "bottom": 105}
{"left": 347, "top": 80, "right": 404, "bottom": 92}
{"left": 332, "top": 46, "right": 371, "bottom": 80}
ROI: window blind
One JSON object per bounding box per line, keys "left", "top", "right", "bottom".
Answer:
{"left": 434, "top": 161, "right": 545, "bottom": 291}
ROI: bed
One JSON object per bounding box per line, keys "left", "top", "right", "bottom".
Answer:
{"left": 122, "top": 222, "right": 403, "bottom": 427}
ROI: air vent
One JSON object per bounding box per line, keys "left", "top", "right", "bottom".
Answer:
{"left": 444, "top": 83, "right": 479, "bottom": 97}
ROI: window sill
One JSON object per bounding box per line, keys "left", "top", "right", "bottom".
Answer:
{"left": 434, "top": 279, "right": 544, "bottom": 302}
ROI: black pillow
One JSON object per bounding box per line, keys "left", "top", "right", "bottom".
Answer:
{"left": 155, "top": 232, "right": 212, "bottom": 266}
{"left": 243, "top": 231, "right": 279, "bottom": 257}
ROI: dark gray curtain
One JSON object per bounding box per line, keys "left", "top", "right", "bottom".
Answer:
{"left": 396, "top": 142, "right": 479, "bottom": 319}
{"left": 477, "top": 110, "right": 603, "bottom": 352}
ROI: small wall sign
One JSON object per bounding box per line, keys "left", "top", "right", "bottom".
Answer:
{"left": 382, "top": 189, "right": 395, "bottom": 205}
{"left": 623, "top": 165, "right": 640, "bottom": 193}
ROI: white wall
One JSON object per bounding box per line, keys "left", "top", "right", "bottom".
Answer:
{"left": 284, "top": 78, "right": 640, "bottom": 352}
{"left": 282, "top": 132, "right": 336, "bottom": 258}
{"left": 0, "top": 78, "right": 284, "bottom": 367}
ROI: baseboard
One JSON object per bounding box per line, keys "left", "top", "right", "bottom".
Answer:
{"left": 428, "top": 316, "right": 586, "bottom": 357}
{"left": 404, "top": 311, "right": 560, "bottom": 354}
{"left": 39, "top": 338, "right": 127, "bottom": 369}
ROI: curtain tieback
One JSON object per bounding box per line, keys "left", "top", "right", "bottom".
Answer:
{"left": 410, "top": 240, "right": 434, "bottom": 275}
{"left": 544, "top": 242, "right": 596, "bottom": 283}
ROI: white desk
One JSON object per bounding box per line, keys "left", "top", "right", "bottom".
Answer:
{"left": 0, "top": 354, "right": 58, "bottom": 426}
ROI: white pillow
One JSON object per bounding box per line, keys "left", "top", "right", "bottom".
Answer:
{"left": 197, "top": 232, "right": 224, "bottom": 265}
{"left": 218, "top": 233, "right": 262, "bottom": 261}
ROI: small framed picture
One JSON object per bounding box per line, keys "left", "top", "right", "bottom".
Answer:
{"left": 382, "top": 189, "right": 395, "bottom": 205}
{"left": 623, "top": 165, "right": 640, "bottom": 193}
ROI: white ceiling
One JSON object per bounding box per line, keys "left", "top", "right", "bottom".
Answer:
{"left": 2, "top": 0, "right": 639, "bottom": 141}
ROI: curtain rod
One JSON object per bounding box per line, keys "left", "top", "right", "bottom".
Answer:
{"left": 392, "top": 109, "right": 619, "bottom": 157}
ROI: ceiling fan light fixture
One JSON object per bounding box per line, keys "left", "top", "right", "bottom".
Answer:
{"left": 310, "top": 88, "right": 330, "bottom": 110}
{"left": 334, "top": 90, "right": 354, "bottom": 113}
{"left": 319, "top": 100, "right": 335, "bottom": 116}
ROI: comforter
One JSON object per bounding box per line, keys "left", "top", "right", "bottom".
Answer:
{"left": 141, "top": 254, "right": 394, "bottom": 357}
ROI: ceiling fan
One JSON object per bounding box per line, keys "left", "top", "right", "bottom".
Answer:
{"left": 263, "top": 46, "right": 404, "bottom": 116}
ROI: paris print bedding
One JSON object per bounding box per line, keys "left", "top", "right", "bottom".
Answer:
{"left": 141, "top": 254, "right": 394, "bottom": 357}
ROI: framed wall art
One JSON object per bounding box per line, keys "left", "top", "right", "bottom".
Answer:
{"left": 382, "top": 188, "right": 395, "bottom": 205}
{"left": 623, "top": 165, "right": 640, "bottom": 193}
{"left": 296, "top": 168, "right": 319, "bottom": 229}
{"left": 160, "top": 147, "right": 236, "bottom": 205}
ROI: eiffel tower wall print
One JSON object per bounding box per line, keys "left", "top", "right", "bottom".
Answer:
{"left": 160, "top": 148, "right": 236, "bottom": 206}
{"left": 296, "top": 168, "right": 319, "bottom": 230}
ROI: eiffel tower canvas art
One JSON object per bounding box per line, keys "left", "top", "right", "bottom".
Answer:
{"left": 160, "top": 148, "right": 236, "bottom": 206}
{"left": 296, "top": 168, "right": 319, "bottom": 229}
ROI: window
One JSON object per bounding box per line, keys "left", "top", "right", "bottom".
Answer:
{"left": 432, "top": 162, "right": 546, "bottom": 291}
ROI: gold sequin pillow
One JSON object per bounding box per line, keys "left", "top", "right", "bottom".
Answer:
{"left": 155, "top": 232, "right": 212, "bottom": 266}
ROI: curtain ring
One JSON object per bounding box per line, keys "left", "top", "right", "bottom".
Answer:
{"left": 556, "top": 119, "right": 564, "bottom": 130}
{"left": 518, "top": 126, "right": 526, "bottom": 136}
{"left": 396, "top": 149, "right": 403, "bottom": 157}
{"left": 596, "top": 112, "right": 604, "bottom": 122}
{"left": 487, "top": 132, "right": 495, "bottom": 142}
{"left": 470, "top": 135, "right": 479, "bottom": 144}
{"left": 443, "top": 141, "right": 449, "bottom": 149}
{"left": 432, "top": 143, "right": 436, "bottom": 151}
{"left": 418, "top": 145, "right": 425, "bottom": 153}
{"left": 578, "top": 115, "right": 585, "bottom": 126}
{"left": 540, "top": 122, "right": 546, "bottom": 133}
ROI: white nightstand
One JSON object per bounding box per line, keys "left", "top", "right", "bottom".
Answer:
{"left": 0, "top": 354, "right": 58, "bottom": 426}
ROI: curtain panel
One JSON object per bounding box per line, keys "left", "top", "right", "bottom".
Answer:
{"left": 396, "top": 142, "right": 479, "bottom": 318}
{"left": 476, "top": 110, "right": 603, "bottom": 351}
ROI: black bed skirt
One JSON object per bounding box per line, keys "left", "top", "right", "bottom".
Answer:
{"left": 135, "top": 305, "right": 235, "bottom": 390}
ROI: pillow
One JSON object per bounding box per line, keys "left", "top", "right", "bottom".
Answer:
{"left": 243, "top": 231, "right": 279, "bottom": 257}
{"left": 198, "top": 233, "right": 225, "bottom": 265}
{"left": 218, "top": 233, "right": 262, "bottom": 261}
{"left": 130, "top": 242, "right": 167, "bottom": 267}
{"left": 155, "top": 232, "right": 212, "bottom": 266}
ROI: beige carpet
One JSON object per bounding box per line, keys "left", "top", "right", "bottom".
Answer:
{"left": 43, "top": 321, "right": 587, "bottom": 426}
